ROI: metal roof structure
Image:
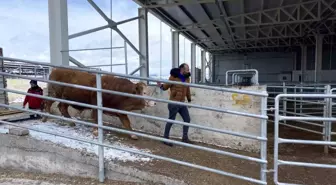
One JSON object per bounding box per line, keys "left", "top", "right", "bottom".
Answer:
{"left": 134, "top": 0, "right": 336, "bottom": 53}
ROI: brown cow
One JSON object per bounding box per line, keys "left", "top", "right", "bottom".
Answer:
{"left": 41, "top": 68, "right": 156, "bottom": 140}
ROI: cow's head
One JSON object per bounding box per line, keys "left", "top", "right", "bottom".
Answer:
{"left": 135, "top": 82, "right": 157, "bottom": 107}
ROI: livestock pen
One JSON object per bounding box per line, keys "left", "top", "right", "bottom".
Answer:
{"left": 0, "top": 56, "right": 336, "bottom": 185}
{"left": 0, "top": 56, "right": 269, "bottom": 185}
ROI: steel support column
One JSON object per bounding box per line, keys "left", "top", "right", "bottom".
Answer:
{"left": 201, "top": 50, "right": 206, "bottom": 83}
{"left": 172, "top": 31, "right": 179, "bottom": 68}
{"left": 138, "top": 8, "right": 149, "bottom": 80}
{"left": 315, "top": 34, "right": 323, "bottom": 83}
{"left": 209, "top": 53, "right": 213, "bottom": 83}
{"left": 190, "top": 43, "right": 196, "bottom": 83}
{"left": 301, "top": 45, "right": 307, "bottom": 83}
{"left": 48, "top": 0, "right": 69, "bottom": 66}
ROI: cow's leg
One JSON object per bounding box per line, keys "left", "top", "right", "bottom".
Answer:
{"left": 41, "top": 100, "right": 54, "bottom": 122}
{"left": 58, "top": 103, "right": 75, "bottom": 127}
{"left": 91, "top": 109, "right": 99, "bottom": 137}
{"left": 118, "top": 114, "right": 138, "bottom": 140}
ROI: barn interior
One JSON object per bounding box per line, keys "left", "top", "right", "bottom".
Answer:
{"left": 1, "top": 0, "right": 336, "bottom": 185}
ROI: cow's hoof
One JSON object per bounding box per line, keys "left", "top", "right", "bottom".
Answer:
{"left": 130, "top": 135, "right": 138, "bottom": 140}
{"left": 93, "top": 129, "right": 98, "bottom": 137}
{"left": 41, "top": 117, "right": 48, "bottom": 122}
{"left": 68, "top": 122, "right": 76, "bottom": 127}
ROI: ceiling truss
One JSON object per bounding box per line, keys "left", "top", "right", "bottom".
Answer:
{"left": 137, "top": 0, "right": 336, "bottom": 52}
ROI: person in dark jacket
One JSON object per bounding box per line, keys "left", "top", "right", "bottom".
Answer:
{"left": 23, "top": 80, "right": 43, "bottom": 118}
{"left": 157, "top": 63, "right": 193, "bottom": 146}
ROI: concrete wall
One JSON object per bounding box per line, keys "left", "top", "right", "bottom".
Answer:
{"left": 292, "top": 70, "right": 336, "bottom": 83}
{"left": 46, "top": 85, "right": 266, "bottom": 153}
{"left": 0, "top": 134, "right": 186, "bottom": 185}
{"left": 213, "top": 52, "right": 295, "bottom": 84}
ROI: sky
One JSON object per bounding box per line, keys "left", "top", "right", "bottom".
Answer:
{"left": 0, "top": 0, "right": 203, "bottom": 78}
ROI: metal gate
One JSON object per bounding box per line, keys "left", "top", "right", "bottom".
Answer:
{"left": 273, "top": 93, "right": 336, "bottom": 185}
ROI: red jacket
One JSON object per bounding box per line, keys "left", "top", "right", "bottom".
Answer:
{"left": 23, "top": 86, "right": 43, "bottom": 109}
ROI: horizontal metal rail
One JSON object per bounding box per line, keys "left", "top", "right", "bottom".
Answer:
{"left": 279, "top": 138, "right": 336, "bottom": 145}
{"left": 0, "top": 119, "right": 266, "bottom": 185}
{"left": 268, "top": 86, "right": 326, "bottom": 90}
{"left": 0, "top": 72, "right": 267, "bottom": 120}
{"left": 278, "top": 160, "right": 336, "bottom": 169}
{"left": 61, "top": 46, "right": 124, "bottom": 52}
{"left": 280, "top": 116, "right": 336, "bottom": 122}
{"left": 0, "top": 88, "right": 267, "bottom": 146}
{"left": 282, "top": 98, "right": 325, "bottom": 105}
{"left": 0, "top": 56, "right": 268, "bottom": 97}
{"left": 277, "top": 122, "right": 323, "bottom": 135}
{"left": 0, "top": 103, "right": 266, "bottom": 164}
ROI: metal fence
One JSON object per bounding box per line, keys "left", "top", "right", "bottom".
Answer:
{"left": 225, "top": 69, "right": 259, "bottom": 85}
{"left": 267, "top": 84, "right": 330, "bottom": 141}
{"left": 0, "top": 56, "right": 269, "bottom": 184}
{"left": 273, "top": 94, "right": 336, "bottom": 185}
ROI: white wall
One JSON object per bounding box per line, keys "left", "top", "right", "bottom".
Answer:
{"left": 46, "top": 86, "right": 267, "bottom": 153}
{"left": 213, "top": 52, "right": 295, "bottom": 84}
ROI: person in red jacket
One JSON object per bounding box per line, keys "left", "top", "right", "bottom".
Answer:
{"left": 23, "top": 80, "right": 43, "bottom": 118}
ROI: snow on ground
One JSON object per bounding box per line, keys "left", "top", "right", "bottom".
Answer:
{"left": 0, "top": 119, "right": 152, "bottom": 163}
{"left": 9, "top": 97, "right": 24, "bottom": 103}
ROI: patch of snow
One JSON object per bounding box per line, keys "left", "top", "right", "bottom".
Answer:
{"left": 0, "top": 120, "right": 152, "bottom": 163}
{"left": 10, "top": 97, "right": 24, "bottom": 103}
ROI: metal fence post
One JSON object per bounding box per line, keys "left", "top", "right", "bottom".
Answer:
{"left": 324, "top": 85, "right": 331, "bottom": 154}
{"left": 260, "top": 94, "right": 267, "bottom": 183}
{"left": 273, "top": 95, "right": 280, "bottom": 184}
{"left": 300, "top": 87, "right": 303, "bottom": 114}
{"left": 283, "top": 83, "right": 287, "bottom": 124}
{"left": 96, "top": 73, "right": 105, "bottom": 182}
{"left": 294, "top": 85, "right": 297, "bottom": 114}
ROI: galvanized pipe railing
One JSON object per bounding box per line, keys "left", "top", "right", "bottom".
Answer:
{"left": 0, "top": 56, "right": 267, "bottom": 97}
{"left": 274, "top": 94, "right": 336, "bottom": 184}
{"left": 225, "top": 69, "right": 259, "bottom": 86}
{"left": 0, "top": 56, "right": 269, "bottom": 184}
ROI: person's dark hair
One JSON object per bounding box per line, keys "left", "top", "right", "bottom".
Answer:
{"left": 30, "top": 80, "right": 37, "bottom": 85}
{"left": 179, "top": 63, "right": 187, "bottom": 69}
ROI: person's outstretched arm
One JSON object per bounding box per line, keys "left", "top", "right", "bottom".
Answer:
{"left": 23, "top": 89, "right": 31, "bottom": 108}
{"left": 158, "top": 76, "right": 173, "bottom": 91}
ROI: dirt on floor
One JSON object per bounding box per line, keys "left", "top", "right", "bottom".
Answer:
{"left": 104, "top": 122, "right": 336, "bottom": 185}
{"left": 1, "top": 113, "right": 336, "bottom": 185}
{"left": 0, "top": 169, "right": 148, "bottom": 185}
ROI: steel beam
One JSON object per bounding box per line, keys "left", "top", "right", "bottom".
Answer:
{"left": 69, "top": 56, "right": 86, "bottom": 68}
{"left": 172, "top": 31, "right": 179, "bottom": 68}
{"left": 68, "top": 25, "right": 109, "bottom": 40}
{"left": 129, "top": 65, "right": 144, "bottom": 75}
{"left": 48, "top": 0, "right": 69, "bottom": 66}
{"left": 116, "top": 16, "right": 142, "bottom": 26}
{"left": 142, "top": 0, "right": 223, "bottom": 8}
{"left": 191, "top": 43, "right": 196, "bottom": 83}
{"left": 315, "top": 34, "right": 323, "bottom": 83}
{"left": 201, "top": 50, "right": 206, "bottom": 83}
{"left": 138, "top": 8, "right": 149, "bottom": 80}
{"left": 301, "top": 44, "right": 307, "bottom": 83}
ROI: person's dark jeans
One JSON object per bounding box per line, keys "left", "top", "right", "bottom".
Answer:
{"left": 29, "top": 107, "right": 41, "bottom": 119}
{"left": 163, "top": 103, "right": 191, "bottom": 141}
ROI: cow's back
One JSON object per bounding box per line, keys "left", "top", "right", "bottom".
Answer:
{"left": 100, "top": 76, "right": 145, "bottom": 110}
{"left": 48, "top": 68, "right": 96, "bottom": 105}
